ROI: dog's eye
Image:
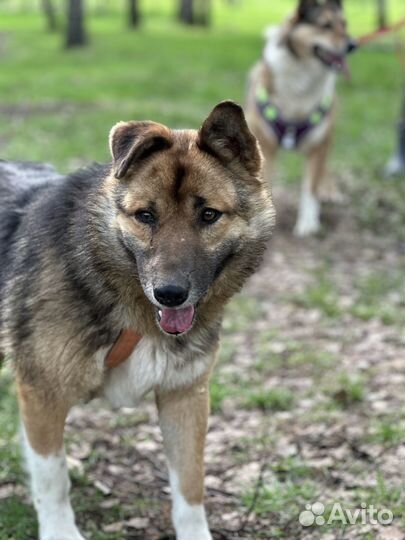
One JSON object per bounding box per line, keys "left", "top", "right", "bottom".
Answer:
{"left": 134, "top": 210, "right": 156, "bottom": 225}
{"left": 201, "top": 208, "right": 222, "bottom": 225}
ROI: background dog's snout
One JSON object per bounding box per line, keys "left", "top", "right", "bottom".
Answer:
{"left": 153, "top": 285, "right": 189, "bottom": 307}
{"left": 346, "top": 38, "right": 358, "bottom": 54}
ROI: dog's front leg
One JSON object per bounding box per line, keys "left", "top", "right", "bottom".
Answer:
{"left": 16, "top": 378, "right": 84, "bottom": 540}
{"left": 156, "top": 376, "right": 212, "bottom": 540}
{"left": 295, "top": 133, "right": 333, "bottom": 236}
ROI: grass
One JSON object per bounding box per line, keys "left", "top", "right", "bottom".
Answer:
{"left": 291, "top": 271, "right": 342, "bottom": 318}
{"left": 243, "top": 387, "right": 295, "bottom": 412}
{"left": 351, "top": 270, "right": 405, "bottom": 326}
{"left": 326, "top": 373, "right": 366, "bottom": 409}
{"left": 292, "top": 268, "right": 405, "bottom": 326}
{"left": 242, "top": 477, "right": 317, "bottom": 519}
{"left": 369, "top": 417, "right": 405, "bottom": 446}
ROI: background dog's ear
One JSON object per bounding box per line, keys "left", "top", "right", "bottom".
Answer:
{"left": 278, "top": 13, "right": 299, "bottom": 44}
{"left": 109, "top": 121, "right": 173, "bottom": 179}
{"left": 298, "top": 0, "right": 341, "bottom": 18}
{"left": 197, "top": 101, "right": 262, "bottom": 176}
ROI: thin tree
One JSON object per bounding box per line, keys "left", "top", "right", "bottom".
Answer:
{"left": 42, "top": 0, "right": 58, "bottom": 32}
{"left": 194, "top": 0, "right": 210, "bottom": 26}
{"left": 66, "top": 0, "right": 87, "bottom": 48}
{"left": 178, "top": 0, "right": 210, "bottom": 26}
{"left": 376, "top": 0, "right": 387, "bottom": 30}
{"left": 128, "top": 0, "right": 140, "bottom": 27}
{"left": 179, "top": 0, "right": 194, "bottom": 25}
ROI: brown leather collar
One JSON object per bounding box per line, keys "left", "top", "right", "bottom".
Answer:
{"left": 105, "top": 329, "right": 142, "bottom": 369}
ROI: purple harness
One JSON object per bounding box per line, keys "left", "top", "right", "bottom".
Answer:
{"left": 256, "top": 86, "right": 333, "bottom": 150}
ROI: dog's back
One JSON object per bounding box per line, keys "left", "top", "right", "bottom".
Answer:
{"left": 0, "top": 161, "right": 60, "bottom": 280}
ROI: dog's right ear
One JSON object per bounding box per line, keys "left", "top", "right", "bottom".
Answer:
{"left": 109, "top": 121, "right": 173, "bottom": 179}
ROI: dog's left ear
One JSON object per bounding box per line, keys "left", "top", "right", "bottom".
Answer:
{"left": 197, "top": 101, "right": 262, "bottom": 176}
{"left": 298, "top": 0, "right": 341, "bottom": 18}
{"left": 109, "top": 121, "right": 173, "bottom": 179}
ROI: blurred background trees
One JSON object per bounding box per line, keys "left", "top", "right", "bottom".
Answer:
{"left": 41, "top": 0, "right": 58, "bottom": 31}
{"left": 179, "top": 0, "right": 211, "bottom": 26}
{"left": 128, "top": 0, "right": 140, "bottom": 27}
{"left": 0, "top": 0, "right": 399, "bottom": 44}
{"left": 66, "top": 0, "right": 87, "bottom": 47}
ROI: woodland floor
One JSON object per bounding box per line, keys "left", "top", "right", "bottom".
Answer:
{"left": 1, "top": 177, "right": 404, "bottom": 540}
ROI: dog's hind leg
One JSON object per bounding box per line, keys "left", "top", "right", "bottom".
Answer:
{"left": 294, "top": 133, "right": 332, "bottom": 236}
{"left": 156, "top": 376, "right": 212, "bottom": 540}
{"left": 16, "top": 378, "right": 84, "bottom": 540}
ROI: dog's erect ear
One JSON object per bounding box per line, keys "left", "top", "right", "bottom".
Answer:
{"left": 109, "top": 121, "right": 173, "bottom": 179}
{"left": 197, "top": 101, "right": 261, "bottom": 176}
{"left": 278, "top": 12, "right": 299, "bottom": 44}
{"left": 298, "top": 0, "right": 342, "bottom": 17}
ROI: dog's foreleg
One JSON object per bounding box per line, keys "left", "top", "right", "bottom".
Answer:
{"left": 294, "top": 182, "right": 321, "bottom": 236}
{"left": 294, "top": 134, "right": 332, "bottom": 236}
{"left": 17, "top": 379, "right": 84, "bottom": 540}
{"left": 156, "top": 377, "right": 212, "bottom": 540}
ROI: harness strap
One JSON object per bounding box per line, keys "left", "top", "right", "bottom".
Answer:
{"left": 105, "top": 329, "right": 142, "bottom": 369}
{"left": 256, "top": 85, "right": 333, "bottom": 150}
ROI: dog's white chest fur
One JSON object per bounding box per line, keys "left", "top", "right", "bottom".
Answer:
{"left": 99, "top": 336, "right": 210, "bottom": 408}
{"left": 263, "top": 26, "right": 336, "bottom": 119}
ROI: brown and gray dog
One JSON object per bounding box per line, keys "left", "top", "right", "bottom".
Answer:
{"left": 0, "top": 102, "right": 275, "bottom": 540}
{"left": 246, "top": 0, "right": 355, "bottom": 236}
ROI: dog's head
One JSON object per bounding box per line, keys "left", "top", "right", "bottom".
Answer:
{"left": 281, "top": 0, "right": 355, "bottom": 72}
{"left": 105, "top": 102, "right": 274, "bottom": 337}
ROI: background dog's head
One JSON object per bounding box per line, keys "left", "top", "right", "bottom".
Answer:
{"left": 104, "top": 102, "right": 275, "bottom": 336}
{"left": 280, "top": 0, "right": 355, "bottom": 71}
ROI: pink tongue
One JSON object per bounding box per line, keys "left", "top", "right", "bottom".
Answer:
{"left": 159, "top": 306, "right": 195, "bottom": 334}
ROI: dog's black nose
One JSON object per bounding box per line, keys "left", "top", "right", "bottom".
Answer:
{"left": 346, "top": 39, "right": 358, "bottom": 54}
{"left": 154, "top": 285, "right": 189, "bottom": 307}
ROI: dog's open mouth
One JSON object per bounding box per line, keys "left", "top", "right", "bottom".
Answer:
{"left": 314, "top": 45, "right": 348, "bottom": 74}
{"left": 156, "top": 305, "right": 195, "bottom": 335}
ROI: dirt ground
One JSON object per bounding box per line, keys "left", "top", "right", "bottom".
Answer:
{"left": 52, "top": 182, "right": 404, "bottom": 540}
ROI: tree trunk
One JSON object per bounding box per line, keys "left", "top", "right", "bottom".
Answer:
{"left": 194, "top": 0, "right": 210, "bottom": 26}
{"left": 179, "top": 0, "right": 194, "bottom": 25}
{"left": 66, "top": 0, "right": 87, "bottom": 48}
{"left": 42, "top": 0, "right": 58, "bottom": 32}
{"left": 178, "top": 0, "right": 210, "bottom": 26}
{"left": 128, "top": 0, "right": 140, "bottom": 27}
{"left": 376, "top": 0, "right": 387, "bottom": 30}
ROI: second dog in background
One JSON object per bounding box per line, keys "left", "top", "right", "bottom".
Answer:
{"left": 246, "top": 0, "right": 355, "bottom": 236}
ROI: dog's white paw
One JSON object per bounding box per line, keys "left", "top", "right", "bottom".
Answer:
{"left": 40, "top": 518, "right": 85, "bottom": 540}
{"left": 176, "top": 528, "right": 212, "bottom": 540}
{"left": 295, "top": 188, "right": 321, "bottom": 236}
{"left": 294, "top": 216, "right": 321, "bottom": 237}
{"left": 41, "top": 530, "right": 85, "bottom": 540}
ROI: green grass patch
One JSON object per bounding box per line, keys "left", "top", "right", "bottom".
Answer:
{"left": 329, "top": 373, "right": 365, "bottom": 408}
{"left": 243, "top": 387, "right": 295, "bottom": 412}
{"left": 291, "top": 274, "right": 341, "bottom": 319}
{"left": 369, "top": 417, "right": 405, "bottom": 446}
{"left": 351, "top": 271, "right": 405, "bottom": 326}
{"left": 210, "top": 378, "right": 234, "bottom": 413}
{"left": 0, "top": 497, "right": 37, "bottom": 540}
{"left": 255, "top": 337, "right": 337, "bottom": 374}
{"left": 242, "top": 478, "right": 317, "bottom": 518}
{"left": 0, "top": 369, "right": 23, "bottom": 484}
{"left": 223, "top": 295, "right": 265, "bottom": 334}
